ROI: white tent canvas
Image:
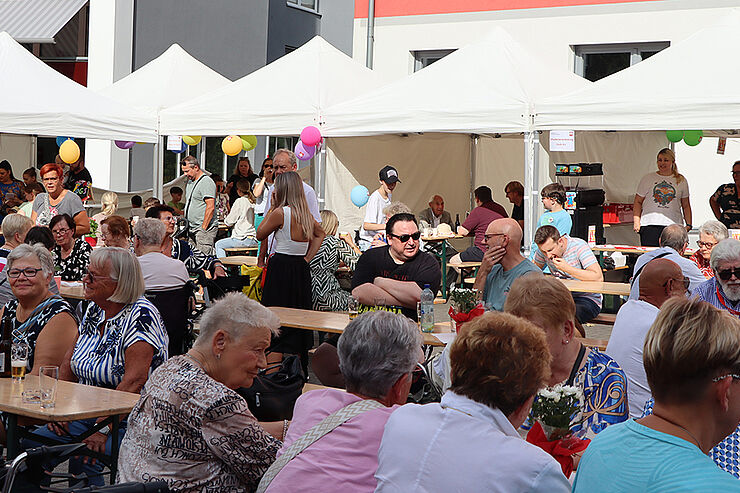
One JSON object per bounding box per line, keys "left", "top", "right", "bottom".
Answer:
{"left": 159, "top": 36, "right": 383, "bottom": 136}
{"left": 0, "top": 31, "right": 157, "bottom": 142}
{"left": 321, "top": 27, "right": 589, "bottom": 136}
{"left": 97, "top": 44, "right": 231, "bottom": 117}
{"left": 535, "top": 12, "right": 740, "bottom": 131}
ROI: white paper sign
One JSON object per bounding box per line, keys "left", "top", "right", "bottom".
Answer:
{"left": 550, "top": 130, "right": 575, "bottom": 152}
{"left": 166, "top": 135, "right": 183, "bottom": 151}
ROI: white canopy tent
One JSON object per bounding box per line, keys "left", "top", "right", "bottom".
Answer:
{"left": 97, "top": 43, "right": 231, "bottom": 197}
{"left": 0, "top": 31, "right": 157, "bottom": 142}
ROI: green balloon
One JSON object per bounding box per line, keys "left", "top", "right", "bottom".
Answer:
{"left": 683, "top": 130, "right": 703, "bottom": 146}
{"left": 666, "top": 130, "right": 684, "bottom": 143}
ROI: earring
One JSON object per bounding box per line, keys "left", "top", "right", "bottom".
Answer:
{"left": 216, "top": 353, "right": 221, "bottom": 360}
{"left": 564, "top": 340, "right": 569, "bottom": 345}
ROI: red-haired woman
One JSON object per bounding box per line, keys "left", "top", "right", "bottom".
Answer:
{"left": 31, "top": 163, "right": 90, "bottom": 236}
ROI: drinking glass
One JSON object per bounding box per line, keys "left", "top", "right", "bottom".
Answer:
{"left": 39, "top": 366, "right": 59, "bottom": 409}
{"left": 11, "top": 342, "right": 29, "bottom": 381}
{"left": 347, "top": 296, "right": 359, "bottom": 320}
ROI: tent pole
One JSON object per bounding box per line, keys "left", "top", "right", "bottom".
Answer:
{"left": 316, "top": 145, "right": 326, "bottom": 208}
{"left": 470, "top": 134, "right": 478, "bottom": 212}
{"left": 523, "top": 131, "right": 539, "bottom": 250}
{"left": 366, "top": 0, "right": 375, "bottom": 68}
{"left": 154, "top": 137, "right": 164, "bottom": 200}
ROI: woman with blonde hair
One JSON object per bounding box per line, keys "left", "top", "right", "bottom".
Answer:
{"left": 92, "top": 191, "right": 119, "bottom": 246}
{"left": 633, "top": 148, "right": 692, "bottom": 246}
{"left": 257, "top": 171, "right": 325, "bottom": 373}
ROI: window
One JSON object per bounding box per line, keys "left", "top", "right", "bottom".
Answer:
{"left": 412, "top": 49, "right": 455, "bottom": 72}
{"left": 287, "top": 0, "right": 318, "bottom": 14}
{"left": 574, "top": 42, "right": 669, "bottom": 82}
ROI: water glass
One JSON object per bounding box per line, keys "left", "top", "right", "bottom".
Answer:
{"left": 11, "top": 342, "right": 29, "bottom": 381}
{"left": 39, "top": 366, "right": 59, "bottom": 409}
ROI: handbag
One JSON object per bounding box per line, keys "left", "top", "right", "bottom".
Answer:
{"left": 237, "top": 354, "right": 305, "bottom": 421}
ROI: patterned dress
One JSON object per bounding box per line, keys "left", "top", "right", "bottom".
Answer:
{"left": 52, "top": 238, "right": 92, "bottom": 281}
{"left": 309, "top": 235, "right": 359, "bottom": 311}
{"left": 712, "top": 183, "right": 740, "bottom": 229}
{"left": 690, "top": 251, "right": 714, "bottom": 279}
{"left": 117, "top": 355, "right": 280, "bottom": 492}
{"left": 171, "top": 238, "right": 220, "bottom": 276}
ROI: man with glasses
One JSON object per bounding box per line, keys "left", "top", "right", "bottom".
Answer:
{"left": 472, "top": 218, "right": 541, "bottom": 312}
{"left": 694, "top": 238, "right": 740, "bottom": 315}
{"left": 629, "top": 223, "right": 705, "bottom": 300}
{"left": 607, "top": 258, "right": 687, "bottom": 418}
{"left": 181, "top": 156, "right": 217, "bottom": 255}
{"left": 351, "top": 213, "right": 440, "bottom": 320}
{"left": 710, "top": 160, "right": 740, "bottom": 229}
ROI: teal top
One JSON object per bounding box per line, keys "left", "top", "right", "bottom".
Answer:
{"left": 482, "top": 259, "right": 542, "bottom": 311}
{"left": 573, "top": 420, "right": 740, "bottom": 492}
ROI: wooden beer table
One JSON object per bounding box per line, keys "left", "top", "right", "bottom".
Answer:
{"left": 0, "top": 376, "right": 140, "bottom": 481}
{"left": 218, "top": 255, "right": 258, "bottom": 267}
{"left": 557, "top": 278, "right": 631, "bottom": 297}
{"left": 59, "top": 283, "right": 85, "bottom": 300}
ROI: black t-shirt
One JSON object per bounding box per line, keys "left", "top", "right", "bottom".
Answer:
{"left": 512, "top": 202, "right": 524, "bottom": 221}
{"left": 351, "top": 246, "right": 441, "bottom": 319}
{"left": 65, "top": 167, "right": 93, "bottom": 201}
{"left": 227, "top": 173, "right": 259, "bottom": 205}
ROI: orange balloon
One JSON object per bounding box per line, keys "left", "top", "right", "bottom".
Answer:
{"left": 222, "top": 135, "right": 242, "bottom": 156}
{"left": 59, "top": 140, "right": 80, "bottom": 164}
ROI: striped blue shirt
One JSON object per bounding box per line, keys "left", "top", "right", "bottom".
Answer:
{"left": 71, "top": 297, "right": 168, "bottom": 388}
{"left": 693, "top": 277, "right": 740, "bottom": 315}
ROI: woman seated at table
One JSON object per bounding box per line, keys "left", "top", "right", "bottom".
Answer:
{"left": 310, "top": 210, "right": 360, "bottom": 311}
{"left": 99, "top": 215, "right": 131, "bottom": 250}
{"left": 0, "top": 244, "right": 77, "bottom": 373}
{"left": 690, "top": 220, "right": 728, "bottom": 278}
{"left": 50, "top": 214, "right": 92, "bottom": 281}
{"left": 117, "top": 292, "right": 282, "bottom": 491}
{"left": 26, "top": 247, "right": 168, "bottom": 486}
{"left": 573, "top": 297, "right": 740, "bottom": 491}
{"left": 91, "top": 192, "right": 119, "bottom": 246}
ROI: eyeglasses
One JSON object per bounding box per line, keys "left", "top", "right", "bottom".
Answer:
{"left": 732, "top": 171, "right": 740, "bottom": 176}
{"left": 161, "top": 216, "right": 177, "bottom": 222}
{"left": 718, "top": 268, "right": 740, "bottom": 281}
{"left": 712, "top": 374, "right": 740, "bottom": 382}
{"left": 697, "top": 241, "right": 718, "bottom": 249}
{"left": 51, "top": 228, "right": 71, "bottom": 236}
{"left": 84, "top": 270, "right": 113, "bottom": 284}
{"left": 7, "top": 268, "right": 42, "bottom": 279}
{"left": 663, "top": 276, "right": 690, "bottom": 290}
{"left": 484, "top": 233, "right": 506, "bottom": 241}
{"left": 388, "top": 231, "right": 421, "bottom": 243}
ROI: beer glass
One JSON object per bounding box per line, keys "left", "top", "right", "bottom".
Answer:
{"left": 11, "top": 342, "right": 28, "bottom": 381}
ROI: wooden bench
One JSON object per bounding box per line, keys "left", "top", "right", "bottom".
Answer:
{"left": 591, "top": 313, "right": 616, "bottom": 325}
{"left": 224, "top": 246, "right": 258, "bottom": 256}
{"left": 303, "top": 382, "right": 344, "bottom": 393}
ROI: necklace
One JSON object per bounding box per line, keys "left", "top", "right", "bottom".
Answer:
{"left": 716, "top": 285, "right": 740, "bottom": 316}
{"left": 652, "top": 411, "right": 703, "bottom": 450}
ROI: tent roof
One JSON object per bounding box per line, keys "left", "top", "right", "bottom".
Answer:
{"left": 0, "top": 31, "right": 157, "bottom": 141}
{"left": 159, "top": 36, "right": 383, "bottom": 136}
{"left": 98, "top": 44, "right": 231, "bottom": 117}
{"left": 535, "top": 12, "right": 740, "bottom": 131}
{"left": 321, "top": 27, "right": 590, "bottom": 137}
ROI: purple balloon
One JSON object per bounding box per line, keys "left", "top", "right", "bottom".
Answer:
{"left": 115, "top": 140, "right": 135, "bottom": 150}
{"left": 294, "top": 141, "right": 315, "bottom": 161}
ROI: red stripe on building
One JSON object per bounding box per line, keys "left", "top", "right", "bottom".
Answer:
{"left": 354, "top": 0, "right": 662, "bottom": 18}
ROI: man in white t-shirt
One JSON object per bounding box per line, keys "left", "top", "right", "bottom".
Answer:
{"left": 358, "top": 165, "right": 400, "bottom": 250}
{"left": 133, "top": 218, "right": 189, "bottom": 291}
{"left": 607, "top": 258, "right": 687, "bottom": 418}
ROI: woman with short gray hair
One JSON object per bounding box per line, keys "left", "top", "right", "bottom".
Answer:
{"left": 691, "top": 220, "right": 729, "bottom": 278}
{"left": 0, "top": 243, "right": 77, "bottom": 373}
{"left": 118, "top": 292, "right": 283, "bottom": 491}
{"left": 260, "top": 310, "right": 422, "bottom": 492}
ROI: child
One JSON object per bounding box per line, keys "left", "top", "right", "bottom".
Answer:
{"left": 167, "top": 186, "right": 185, "bottom": 215}
{"left": 143, "top": 197, "right": 161, "bottom": 210}
{"left": 529, "top": 182, "right": 573, "bottom": 266}
{"left": 18, "top": 182, "right": 44, "bottom": 217}
{"left": 214, "top": 178, "right": 257, "bottom": 258}
{"left": 130, "top": 195, "right": 146, "bottom": 219}
{"left": 22, "top": 167, "right": 39, "bottom": 186}
{"left": 210, "top": 174, "right": 230, "bottom": 222}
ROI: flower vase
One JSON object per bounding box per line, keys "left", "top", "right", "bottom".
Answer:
{"left": 447, "top": 304, "right": 486, "bottom": 333}
{"left": 539, "top": 422, "right": 572, "bottom": 442}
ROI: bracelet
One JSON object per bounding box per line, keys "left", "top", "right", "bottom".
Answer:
{"left": 282, "top": 420, "right": 290, "bottom": 441}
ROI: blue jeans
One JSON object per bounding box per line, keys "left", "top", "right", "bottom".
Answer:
{"left": 573, "top": 296, "right": 601, "bottom": 324}
{"left": 215, "top": 236, "right": 258, "bottom": 258}
{"left": 23, "top": 418, "right": 126, "bottom": 486}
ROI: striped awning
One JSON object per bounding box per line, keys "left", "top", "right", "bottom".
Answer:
{"left": 0, "top": 0, "right": 87, "bottom": 43}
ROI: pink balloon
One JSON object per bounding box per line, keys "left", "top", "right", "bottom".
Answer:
{"left": 295, "top": 141, "right": 316, "bottom": 161}
{"left": 300, "top": 126, "right": 322, "bottom": 146}
{"left": 115, "top": 140, "right": 135, "bottom": 150}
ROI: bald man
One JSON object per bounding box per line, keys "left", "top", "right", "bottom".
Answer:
{"left": 418, "top": 194, "right": 453, "bottom": 230}
{"left": 607, "top": 258, "right": 688, "bottom": 418}
{"left": 472, "top": 218, "right": 542, "bottom": 311}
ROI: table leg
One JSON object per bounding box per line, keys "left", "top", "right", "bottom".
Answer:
{"left": 441, "top": 240, "right": 448, "bottom": 298}
{"left": 110, "top": 416, "right": 120, "bottom": 483}
{"left": 6, "top": 414, "right": 18, "bottom": 459}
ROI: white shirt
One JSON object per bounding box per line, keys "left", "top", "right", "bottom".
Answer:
{"left": 137, "top": 252, "right": 190, "bottom": 291}
{"left": 225, "top": 195, "right": 256, "bottom": 240}
{"left": 635, "top": 172, "right": 689, "bottom": 226}
{"left": 606, "top": 299, "right": 659, "bottom": 419}
{"left": 629, "top": 247, "right": 705, "bottom": 300}
{"left": 359, "top": 189, "right": 391, "bottom": 243}
{"left": 374, "top": 391, "right": 570, "bottom": 493}
{"left": 263, "top": 180, "right": 321, "bottom": 254}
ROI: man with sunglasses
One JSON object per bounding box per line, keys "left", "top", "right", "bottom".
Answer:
{"left": 694, "top": 238, "right": 740, "bottom": 316}
{"left": 629, "top": 224, "right": 705, "bottom": 300}
{"left": 608, "top": 258, "right": 688, "bottom": 418}
{"left": 472, "top": 218, "right": 541, "bottom": 312}
{"left": 351, "top": 213, "right": 441, "bottom": 320}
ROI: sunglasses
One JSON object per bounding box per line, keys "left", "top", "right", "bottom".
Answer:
{"left": 263, "top": 165, "right": 273, "bottom": 169}
{"left": 718, "top": 268, "right": 740, "bottom": 281}
{"left": 388, "top": 231, "right": 421, "bottom": 242}
{"left": 663, "top": 276, "right": 690, "bottom": 290}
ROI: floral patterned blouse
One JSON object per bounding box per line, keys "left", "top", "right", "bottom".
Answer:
{"left": 117, "top": 355, "right": 280, "bottom": 492}
{"left": 712, "top": 183, "right": 740, "bottom": 229}
{"left": 52, "top": 238, "right": 92, "bottom": 281}
{"left": 690, "top": 251, "right": 714, "bottom": 279}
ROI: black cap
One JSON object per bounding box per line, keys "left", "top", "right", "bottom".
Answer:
{"left": 379, "top": 165, "right": 401, "bottom": 184}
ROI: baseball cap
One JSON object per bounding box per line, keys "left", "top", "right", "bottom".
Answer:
{"left": 379, "top": 165, "right": 401, "bottom": 184}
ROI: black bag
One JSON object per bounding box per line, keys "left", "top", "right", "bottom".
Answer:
{"left": 237, "top": 355, "right": 306, "bottom": 421}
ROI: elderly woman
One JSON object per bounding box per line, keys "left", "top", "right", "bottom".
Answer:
{"left": 371, "top": 202, "right": 412, "bottom": 248}
{"left": 310, "top": 210, "right": 360, "bottom": 311}
{"left": 99, "top": 215, "right": 131, "bottom": 250}
{"left": 691, "top": 220, "right": 728, "bottom": 278}
{"left": 91, "top": 192, "right": 119, "bottom": 246}
{"left": 0, "top": 244, "right": 77, "bottom": 372}
{"left": 260, "top": 311, "right": 421, "bottom": 492}
{"left": 118, "top": 292, "right": 281, "bottom": 491}
{"left": 26, "top": 247, "right": 168, "bottom": 485}
{"left": 50, "top": 214, "right": 92, "bottom": 281}
{"left": 374, "top": 312, "right": 570, "bottom": 491}
{"left": 574, "top": 297, "right": 740, "bottom": 490}
{"left": 505, "top": 275, "right": 629, "bottom": 437}
{"left": 31, "top": 163, "right": 90, "bottom": 235}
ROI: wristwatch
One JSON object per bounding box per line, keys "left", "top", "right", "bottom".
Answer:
{"left": 686, "top": 224, "right": 693, "bottom": 230}
{"left": 97, "top": 425, "right": 110, "bottom": 436}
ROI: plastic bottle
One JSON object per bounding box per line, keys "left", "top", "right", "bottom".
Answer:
{"left": 419, "top": 284, "right": 435, "bottom": 333}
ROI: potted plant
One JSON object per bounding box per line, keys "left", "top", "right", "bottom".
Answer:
{"left": 84, "top": 219, "right": 98, "bottom": 247}
{"left": 447, "top": 287, "right": 485, "bottom": 332}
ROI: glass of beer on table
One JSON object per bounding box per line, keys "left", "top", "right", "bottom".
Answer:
{"left": 11, "top": 342, "right": 28, "bottom": 381}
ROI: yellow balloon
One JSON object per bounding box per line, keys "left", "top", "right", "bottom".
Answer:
{"left": 222, "top": 135, "right": 242, "bottom": 156}
{"left": 240, "top": 135, "right": 257, "bottom": 151}
{"left": 59, "top": 140, "right": 80, "bottom": 164}
{"left": 183, "top": 135, "right": 202, "bottom": 146}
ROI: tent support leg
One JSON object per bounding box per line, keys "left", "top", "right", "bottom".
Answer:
{"left": 524, "top": 131, "right": 539, "bottom": 251}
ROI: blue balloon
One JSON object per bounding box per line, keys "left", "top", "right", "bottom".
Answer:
{"left": 170, "top": 140, "right": 188, "bottom": 154}
{"left": 351, "top": 185, "right": 369, "bottom": 208}
{"left": 56, "top": 136, "right": 72, "bottom": 147}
